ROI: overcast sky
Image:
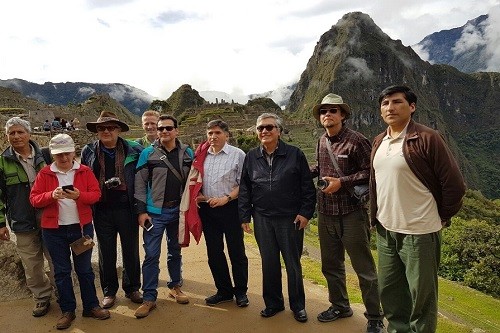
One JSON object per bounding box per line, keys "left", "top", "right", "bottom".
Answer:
{"left": 1, "top": 0, "right": 499, "bottom": 100}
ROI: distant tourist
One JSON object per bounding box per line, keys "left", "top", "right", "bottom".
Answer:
{"left": 371, "top": 85, "right": 466, "bottom": 332}
{"left": 239, "top": 113, "right": 316, "bottom": 323}
{"left": 71, "top": 118, "right": 80, "bottom": 130}
{"left": 51, "top": 118, "right": 62, "bottom": 130}
{"left": 30, "top": 134, "right": 110, "bottom": 330}
{"left": 0, "top": 117, "right": 55, "bottom": 317}
{"left": 310, "top": 93, "right": 384, "bottom": 333}
{"left": 135, "top": 110, "right": 160, "bottom": 147}
{"left": 43, "top": 120, "right": 51, "bottom": 131}
{"left": 80, "top": 111, "right": 144, "bottom": 309}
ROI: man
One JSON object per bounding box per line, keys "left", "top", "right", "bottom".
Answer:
{"left": 136, "top": 110, "right": 160, "bottom": 147}
{"left": 371, "top": 85, "right": 466, "bottom": 333}
{"left": 134, "top": 114, "right": 193, "bottom": 318}
{"left": 310, "top": 94, "right": 384, "bottom": 333}
{"left": 239, "top": 113, "right": 316, "bottom": 323}
{"left": 196, "top": 120, "right": 249, "bottom": 307}
{"left": 0, "top": 117, "right": 55, "bottom": 317}
{"left": 81, "top": 111, "right": 144, "bottom": 309}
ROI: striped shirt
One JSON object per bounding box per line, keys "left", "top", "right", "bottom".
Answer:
{"left": 202, "top": 143, "right": 245, "bottom": 198}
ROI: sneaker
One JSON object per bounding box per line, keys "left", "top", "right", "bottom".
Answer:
{"left": 56, "top": 312, "right": 76, "bottom": 330}
{"left": 82, "top": 306, "right": 110, "bottom": 320}
{"left": 134, "top": 301, "right": 157, "bottom": 318}
{"left": 317, "top": 306, "right": 353, "bottom": 322}
{"left": 205, "top": 294, "right": 233, "bottom": 306}
{"left": 366, "top": 320, "right": 386, "bottom": 333}
{"left": 169, "top": 286, "right": 189, "bottom": 304}
{"left": 32, "top": 300, "right": 50, "bottom": 317}
{"left": 235, "top": 294, "right": 249, "bottom": 307}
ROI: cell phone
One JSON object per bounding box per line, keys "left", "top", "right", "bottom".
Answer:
{"left": 62, "top": 185, "right": 74, "bottom": 192}
{"left": 143, "top": 219, "right": 153, "bottom": 231}
{"left": 294, "top": 220, "right": 300, "bottom": 230}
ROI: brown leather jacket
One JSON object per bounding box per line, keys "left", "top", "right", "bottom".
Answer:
{"left": 369, "top": 120, "right": 466, "bottom": 227}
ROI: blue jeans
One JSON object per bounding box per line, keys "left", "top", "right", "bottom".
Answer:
{"left": 42, "top": 223, "right": 99, "bottom": 312}
{"left": 142, "top": 206, "right": 182, "bottom": 302}
{"left": 253, "top": 212, "right": 305, "bottom": 312}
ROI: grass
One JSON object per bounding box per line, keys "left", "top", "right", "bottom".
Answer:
{"left": 243, "top": 226, "right": 500, "bottom": 333}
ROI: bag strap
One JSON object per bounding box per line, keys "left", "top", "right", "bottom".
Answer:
{"left": 158, "top": 153, "right": 184, "bottom": 183}
{"left": 323, "top": 136, "right": 355, "bottom": 197}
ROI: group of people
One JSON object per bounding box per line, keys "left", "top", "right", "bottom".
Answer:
{"left": 43, "top": 117, "right": 80, "bottom": 132}
{"left": 0, "top": 84, "right": 466, "bottom": 333}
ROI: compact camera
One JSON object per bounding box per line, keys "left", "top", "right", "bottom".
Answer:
{"left": 104, "top": 177, "right": 121, "bottom": 189}
{"left": 317, "top": 179, "right": 329, "bottom": 190}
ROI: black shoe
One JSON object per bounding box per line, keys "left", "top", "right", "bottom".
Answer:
{"left": 317, "top": 306, "right": 353, "bottom": 322}
{"left": 235, "top": 294, "right": 249, "bottom": 307}
{"left": 260, "top": 307, "right": 285, "bottom": 318}
{"left": 293, "top": 309, "right": 308, "bottom": 323}
{"left": 366, "top": 320, "right": 386, "bottom": 333}
{"left": 205, "top": 294, "right": 233, "bottom": 306}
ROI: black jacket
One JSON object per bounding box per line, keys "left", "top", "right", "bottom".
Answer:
{"left": 239, "top": 140, "right": 316, "bottom": 222}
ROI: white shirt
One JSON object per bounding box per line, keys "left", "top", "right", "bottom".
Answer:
{"left": 50, "top": 161, "right": 80, "bottom": 226}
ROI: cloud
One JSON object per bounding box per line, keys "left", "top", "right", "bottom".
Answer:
{"left": 452, "top": 22, "right": 487, "bottom": 56}
{"left": 412, "top": 41, "right": 431, "bottom": 62}
{"left": 484, "top": 6, "right": 500, "bottom": 71}
{"left": 344, "top": 57, "right": 374, "bottom": 81}
{"left": 151, "top": 10, "right": 201, "bottom": 27}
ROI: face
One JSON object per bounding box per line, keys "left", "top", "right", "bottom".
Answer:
{"left": 53, "top": 152, "right": 75, "bottom": 171}
{"left": 380, "top": 92, "right": 416, "bottom": 129}
{"left": 319, "top": 105, "right": 345, "bottom": 128}
{"left": 207, "top": 126, "right": 229, "bottom": 151}
{"left": 6, "top": 125, "right": 30, "bottom": 152}
{"left": 256, "top": 117, "right": 280, "bottom": 146}
{"left": 142, "top": 115, "right": 158, "bottom": 137}
{"left": 96, "top": 122, "right": 121, "bottom": 147}
{"left": 157, "top": 119, "right": 178, "bottom": 146}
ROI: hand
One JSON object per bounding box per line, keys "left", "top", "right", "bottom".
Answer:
{"left": 321, "top": 176, "right": 342, "bottom": 194}
{"left": 241, "top": 223, "right": 253, "bottom": 234}
{"left": 0, "top": 227, "right": 10, "bottom": 241}
{"left": 52, "top": 187, "right": 65, "bottom": 200}
{"left": 294, "top": 214, "right": 309, "bottom": 230}
{"left": 207, "top": 196, "right": 228, "bottom": 208}
{"left": 62, "top": 187, "right": 80, "bottom": 200}
{"left": 196, "top": 195, "right": 208, "bottom": 208}
{"left": 138, "top": 213, "right": 151, "bottom": 228}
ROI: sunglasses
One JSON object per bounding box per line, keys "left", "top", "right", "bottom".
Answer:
{"left": 256, "top": 125, "right": 277, "bottom": 132}
{"left": 96, "top": 125, "right": 119, "bottom": 132}
{"left": 157, "top": 126, "right": 176, "bottom": 132}
{"left": 319, "top": 107, "right": 340, "bottom": 115}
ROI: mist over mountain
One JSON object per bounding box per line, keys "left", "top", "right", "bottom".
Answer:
{"left": 0, "top": 79, "right": 153, "bottom": 116}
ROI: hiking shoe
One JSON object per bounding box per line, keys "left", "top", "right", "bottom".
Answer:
{"left": 205, "top": 294, "right": 233, "bottom": 306}
{"left": 235, "top": 294, "right": 249, "bottom": 307}
{"left": 317, "top": 306, "right": 353, "bottom": 322}
{"left": 56, "top": 312, "right": 76, "bottom": 330}
{"left": 82, "top": 306, "right": 110, "bottom": 320}
{"left": 169, "top": 286, "right": 189, "bottom": 304}
{"left": 366, "top": 319, "right": 386, "bottom": 333}
{"left": 32, "top": 300, "right": 50, "bottom": 317}
{"left": 125, "top": 291, "right": 143, "bottom": 304}
{"left": 134, "top": 301, "right": 157, "bottom": 318}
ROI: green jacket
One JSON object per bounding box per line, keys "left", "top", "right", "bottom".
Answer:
{"left": 0, "top": 140, "right": 46, "bottom": 232}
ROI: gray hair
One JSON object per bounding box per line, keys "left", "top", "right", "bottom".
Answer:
{"left": 5, "top": 117, "right": 31, "bottom": 134}
{"left": 256, "top": 112, "right": 283, "bottom": 133}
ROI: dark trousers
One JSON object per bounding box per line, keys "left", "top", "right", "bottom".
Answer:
{"left": 318, "top": 209, "right": 383, "bottom": 320}
{"left": 253, "top": 212, "right": 305, "bottom": 312}
{"left": 43, "top": 223, "right": 99, "bottom": 312}
{"left": 200, "top": 200, "right": 248, "bottom": 297}
{"left": 94, "top": 205, "right": 141, "bottom": 296}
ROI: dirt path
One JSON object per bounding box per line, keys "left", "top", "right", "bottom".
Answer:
{"left": 0, "top": 232, "right": 370, "bottom": 333}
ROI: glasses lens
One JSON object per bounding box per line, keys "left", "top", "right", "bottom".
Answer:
{"left": 158, "top": 126, "right": 175, "bottom": 132}
{"left": 257, "top": 125, "right": 276, "bottom": 132}
{"left": 320, "top": 108, "right": 339, "bottom": 115}
{"left": 96, "top": 126, "right": 117, "bottom": 132}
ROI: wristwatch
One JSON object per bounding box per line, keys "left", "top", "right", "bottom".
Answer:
{"left": 226, "top": 195, "right": 232, "bottom": 202}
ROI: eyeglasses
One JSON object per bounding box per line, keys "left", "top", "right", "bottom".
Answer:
{"left": 157, "top": 126, "right": 176, "bottom": 132}
{"left": 96, "top": 125, "right": 119, "bottom": 132}
{"left": 256, "top": 125, "right": 277, "bottom": 132}
{"left": 319, "top": 107, "right": 340, "bottom": 115}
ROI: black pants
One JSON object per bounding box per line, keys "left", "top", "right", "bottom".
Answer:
{"left": 199, "top": 200, "right": 248, "bottom": 297}
{"left": 94, "top": 205, "right": 141, "bottom": 296}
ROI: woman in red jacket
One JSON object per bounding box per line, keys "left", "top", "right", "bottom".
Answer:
{"left": 30, "top": 134, "right": 110, "bottom": 330}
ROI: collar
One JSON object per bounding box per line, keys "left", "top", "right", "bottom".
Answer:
{"left": 325, "top": 126, "right": 347, "bottom": 142}
{"left": 384, "top": 121, "right": 410, "bottom": 140}
{"left": 14, "top": 144, "right": 35, "bottom": 160}
{"left": 260, "top": 140, "right": 280, "bottom": 156}
{"left": 208, "top": 142, "right": 229, "bottom": 155}
{"left": 50, "top": 160, "right": 80, "bottom": 174}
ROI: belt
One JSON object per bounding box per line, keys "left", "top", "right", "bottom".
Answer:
{"left": 163, "top": 200, "right": 180, "bottom": 208}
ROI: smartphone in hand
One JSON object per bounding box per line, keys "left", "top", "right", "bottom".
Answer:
{"left": 62, "top": 185, "right": 74, "bottom": 192}
{"left": 143, "top": 219, "right": 154, "bottom": 231}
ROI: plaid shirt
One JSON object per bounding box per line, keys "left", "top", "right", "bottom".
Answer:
{"left": 311, "top": 126, "right": 371, "bottom": 216}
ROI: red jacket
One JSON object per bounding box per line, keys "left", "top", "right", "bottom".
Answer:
{"left": 30, "top": 163, "right": 101, "bottom": 229}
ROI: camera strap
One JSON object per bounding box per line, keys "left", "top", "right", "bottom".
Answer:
{"left": 159, "top": 155, "right": 183, "bottom": 183}
{"left": 323, "top": 136, "right": 356, "bottom": 198}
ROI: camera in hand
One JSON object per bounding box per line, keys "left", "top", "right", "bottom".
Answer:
{"left": 317, "top": 179, "right": 329, "bottom": 190}
{"left": 104, "top": 177, "right": 121, "bottom": 189}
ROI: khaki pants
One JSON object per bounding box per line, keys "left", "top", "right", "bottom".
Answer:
{"left": 15, "top": 230, "right": 55, "bottom": 302}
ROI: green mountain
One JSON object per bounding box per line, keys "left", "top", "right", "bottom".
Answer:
{"left": 287, "top": 12, "right": 500, "bottom": 199}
